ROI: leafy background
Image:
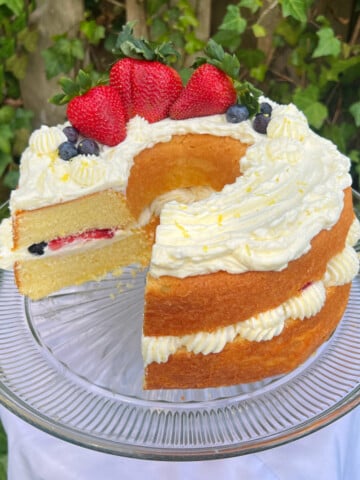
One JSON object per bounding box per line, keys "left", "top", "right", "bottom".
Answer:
{"left": 0, "top": 0, "right": 359, "bottom": 471}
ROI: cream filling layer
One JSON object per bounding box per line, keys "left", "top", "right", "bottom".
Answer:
{"left": 142, "top": 241, "right": 359, "bottom": 366}
{"left": 0, "top": 222, "right": 135, "bottom": 269}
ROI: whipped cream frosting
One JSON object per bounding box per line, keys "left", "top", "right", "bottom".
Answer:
{"left": 142, "top": 241, "right": 359, "bottom": 366}
{"left": 138, "top": 186, "right": 214, "bottom": 226}
{"left": 9, "top": 115, "right": 257, "bottom": 212}
{"left": 149, "top": 104, "right": 352, "bottom": 277}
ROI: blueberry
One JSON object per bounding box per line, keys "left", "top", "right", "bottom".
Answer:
{"left": 28, "top": 241, "right": 48, "bottom": 255}
{"left": 253, "top": 113, "right": 271, "bottom": 134}
{"left": 63, "top": 126, "right": 79, "bottom": 143}
{"left": 58, "top": 141, "right": 78, "bottom": 161}
{"left": 260, "top": 102, "right": 272, "bottom": 115}
{"left": 77, "top": 138, "right": 100, "bottom": 156}
{"left": 225, "top": 104, "right": 249, "bottom": 123}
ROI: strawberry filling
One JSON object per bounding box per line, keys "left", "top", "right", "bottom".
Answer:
{"left": 300, "top": 281, "right": 313, "bottom": 291}
{"left": 48, "top": 228, "right": 116, "bottom": 251}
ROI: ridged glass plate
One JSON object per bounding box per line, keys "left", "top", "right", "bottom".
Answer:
{"left": 0, "top": 192, "right": 359, "bottom": 460}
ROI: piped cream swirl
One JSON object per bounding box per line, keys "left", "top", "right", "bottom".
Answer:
{"left": 324, "top": 246, "right": 359, "bottom": 286}
{"left": 29, "top": 126, "right": 67, "bottom": 155}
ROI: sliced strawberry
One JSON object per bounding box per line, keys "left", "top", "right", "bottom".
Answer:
{"left": 66, "top": 85, "right": 127, "bottom": 146}
{"left": 169, "top": 64, "right": 237, "bottom": 120}
{"left": 48, "top": 235, "right": 76, "bottom": 251}
{"left": 48, "top": 228, "right": 116, "bottom": 251}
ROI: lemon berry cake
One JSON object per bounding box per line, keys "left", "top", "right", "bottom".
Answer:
{"left": 0, "top": 27, "right": 359, "bottom": 389}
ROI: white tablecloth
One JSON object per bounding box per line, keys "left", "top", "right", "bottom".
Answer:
{"left": 1, "top": 405, "right": 360, "bottom": 480}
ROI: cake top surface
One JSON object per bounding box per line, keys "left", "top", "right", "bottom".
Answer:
{"left": 9, "top": 113, "right": 258, "bottom": 212}
{"left": 3, "top": 99, "right": 353, "bottom": 278}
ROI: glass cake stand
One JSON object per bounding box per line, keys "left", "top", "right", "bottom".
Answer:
{"left": 0, "top": 191, "right": 359, "bottom": 461}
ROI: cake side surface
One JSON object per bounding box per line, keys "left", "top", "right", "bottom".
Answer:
{"left": 144, "top": 283, "right": 351, "bottom": 389}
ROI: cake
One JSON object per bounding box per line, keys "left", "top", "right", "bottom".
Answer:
{"left": 0, "top": 28, "right": 359, "bottom": 389}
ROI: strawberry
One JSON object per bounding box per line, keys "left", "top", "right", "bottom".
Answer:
{"left": 66, "top": 85, "right": 127, "bottom": 146}
{"left": 109, "top": 57, "right": 134, "bottom": 120}
{"left": 111, "top": 58, "right": 183, "bottom": 123}
{"left": 110, "top": 23, "right": 183, "bottom": 123}
{"left": 169, "top": 64, "right": 236, "bottom": 120}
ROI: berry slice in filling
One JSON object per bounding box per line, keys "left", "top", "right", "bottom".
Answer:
{"left": 48, "top": 228, "right": 116, "bottom": 251}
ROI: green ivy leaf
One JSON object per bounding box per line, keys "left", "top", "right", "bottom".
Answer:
{"left": 3, "top": 170, "right": 19, "bottom": 189}
{"left": 315, "top": 15, "right": 330, "bottom": 27}
{"left": 275, "top": 18, "right": 303, "bottom": 46}
{"left": 239, "top": 0, "right": 262, "bottom": 14}
{"left": 212, "top": 29, "right": 242, "bottom": 52}
{"left": 312, "top": 27, "right": 341, "bottom": 58}
{"left": 5, "top": 53, "right": 28, "bottom": 79}
{"left": 12, "top": 127, "right": 30, "bottom": 157}
{"left": 0, "top": 422, "right": 7, "bottom": 456}
{"left": 293, "top": 85, "right": 328, "bottom": 129}
{"left": 70, "top": 38, "right": 85, "bottom": 60}
{"left": 149, "top": 17, "right": 168, "bottom": 40}
{"left": 237, "top": 48, "right": 265, "bottom": 69}
{"left": 80, "top": 20, "right": 105, "bottom": 46}
{"left": 349, "top": 101, "right": 360, "bottom": 127}
{"left": 0, "top": 125, "right": 13, "bottom": 155}
{"left": 219, "top": 5, "right": 247, "bottom": 34}
{"left": 13, "top": 107, "right": 33, "bottom": 130}
{"left": 349, "top": 150, "right": 360, "bottom": 170}
{"left": 0, "top": 106, "right": 15, "bottom": 124}
{"left": 0, "top": 152, "right": 12, "bottom": 178}
{"left": 0, "top": 66, "right": 3, "bottom": 103}
{"left": 279, "top": 0, "right": 309, "bottom": 23}
{"left": 17, "top": 27, "right": 38, "bottom": 53}
{"left": 0, "top": 37, "right": 15, "bottom": 62}
{"left": 147, "top": 0, "right": 167, "bottom": 16}
{"left": 250, "top": 64, "right": 267, "bottom": 82}
{"left": 252, "top": 24, "right": 266, "bottom": 38}
{"left": 321, "top": 123, "right": 356, "bottom": 154}
{"left": 42, "top": 37, "right": 85, "bottom": 79}
{"left": 0, "top": 0, "right": 24, "bottom": 16}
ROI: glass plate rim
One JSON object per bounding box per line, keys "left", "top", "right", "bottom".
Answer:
{"left": 0, "top": 375, "right": 359, "bottom": 461}
{"left": 0, "top": 189, "right": 359, "bottom": 461}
